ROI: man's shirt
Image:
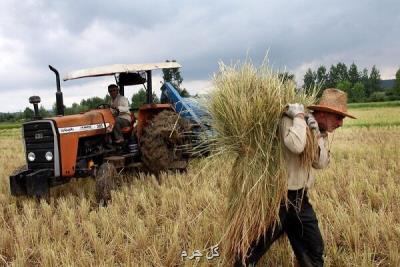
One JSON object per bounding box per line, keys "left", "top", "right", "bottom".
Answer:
{"left": 111, "top": 94, "right": 131, "bottom": 122}
{"left": 280, "top": 115, "right": 330, "bottom": 190}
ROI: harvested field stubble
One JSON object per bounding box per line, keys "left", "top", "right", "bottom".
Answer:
{"left": 0, "top": 110, "right": 399, "bottom": 266}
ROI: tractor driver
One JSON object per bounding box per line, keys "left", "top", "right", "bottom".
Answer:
{"left": 108, "top": 84, "right": 131, "bottom": 144}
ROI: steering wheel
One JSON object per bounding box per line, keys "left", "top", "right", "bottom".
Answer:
{"left": 96, "top": 103, "right": 111, "bottom": 109}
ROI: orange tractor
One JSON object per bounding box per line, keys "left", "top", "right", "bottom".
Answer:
{"left": 10, "top": 62, "right": 209, "bottom": 202}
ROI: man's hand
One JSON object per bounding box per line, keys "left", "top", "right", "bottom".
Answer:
{"left": 319, "top": 131, "right": 328, "bottom": 138}
{"left": 285, "top": 103, "right": 305, "bottom": 118}
{"left": 111, "top": 107, "right": 119, "bottom": 117}
{"left": 305, "top": 113, "right": 320, "bottom": 134}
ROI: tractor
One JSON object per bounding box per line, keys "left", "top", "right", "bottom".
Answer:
{"left": 9, "top": 62, "right": 211, "bottom": 203}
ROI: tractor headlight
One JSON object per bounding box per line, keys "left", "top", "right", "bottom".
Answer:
{"left": 28, "top": 152, "right": 36, "bottom": 162}
{"left": 45, "top": 151, "right": 53, "bottom": 161}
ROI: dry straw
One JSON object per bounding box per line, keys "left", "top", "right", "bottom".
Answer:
{"left": 208, "top": 58, "right": 318, "bottom": 265}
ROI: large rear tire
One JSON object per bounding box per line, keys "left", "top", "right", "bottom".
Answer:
{"left": 139, "top": 110, "right": 190, "bottom": 174}
{"left": 95, "top": 162, "right": 117, "bottom": 206}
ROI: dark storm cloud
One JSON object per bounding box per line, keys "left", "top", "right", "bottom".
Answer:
{"left": 0, "top": 0, "right": 399, "bottom": 111}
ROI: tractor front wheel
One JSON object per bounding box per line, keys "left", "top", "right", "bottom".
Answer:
{"left": 95, "top": 162, "right": 117, "bottom": 206}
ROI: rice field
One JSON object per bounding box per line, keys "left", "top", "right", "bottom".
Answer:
{"left": 0, "top": 106, "right": 399, "bottom": 266}
{"left": 0, "top": 123, "right": 21, "bottom": 130}
{"left": 343, "top": 107, "right": 400, "bottom": 128}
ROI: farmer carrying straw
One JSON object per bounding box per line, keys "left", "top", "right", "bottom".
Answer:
{"left": 234, "top": 88, "right": 356, "bottom": 267}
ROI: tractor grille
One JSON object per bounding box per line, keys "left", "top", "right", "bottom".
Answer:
{"left": 23, "top": 121, "right": 55, "bottom": 170}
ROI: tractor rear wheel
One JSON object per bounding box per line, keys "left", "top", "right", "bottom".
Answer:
{"left": 95, "top": 162, "right": 117, "bottom": 206}
{"left": 139, "top": 110, "right": 190, "bottom": 174}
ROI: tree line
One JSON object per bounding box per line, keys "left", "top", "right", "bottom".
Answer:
{"left": 2, "top": 62, "right": 399, "bottom": 123}
{"left": 303, "top": 63, "right": 400, "bottom": 102}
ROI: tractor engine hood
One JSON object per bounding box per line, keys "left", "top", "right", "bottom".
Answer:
{"left": 52, "top": 109, "right": 115, "bottom": 136}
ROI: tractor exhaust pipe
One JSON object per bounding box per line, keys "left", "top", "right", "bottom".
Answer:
{"left": 146, "top": 70, "right": 153, "bottom": 104}
{"left": 49, "top": 65, "right": 64, "bottom": 116}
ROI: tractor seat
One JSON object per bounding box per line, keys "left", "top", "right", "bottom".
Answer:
{"left": 121, "top": 126, "right": 133, "bottom": 134}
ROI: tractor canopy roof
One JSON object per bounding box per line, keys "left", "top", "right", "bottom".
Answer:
{"left": 63, "top": 62, "right": 181, "bottom": 81}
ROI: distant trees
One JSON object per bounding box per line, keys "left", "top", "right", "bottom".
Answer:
{"left": 368, "top": 65, "right": 381, "bottom": 97}
{"left": 0, "top": 105, "right": 49, "bottom": 122}
{"left": 351, "top": 82, "right": 366, "bottom": 101}
{"left": 131, "top": 89, "right": 146, "bottom": 109}
{"left": 80, "top": 97, "right": 105, "bottom": 110}
{"left": 130, "top": 88, "right": 159, "bottom": 109}
{"left": 303, "top": 69, "right": 316, "bottom": 94}
{"left": 303, "top": 66, "right": 328, "bottom": 97}
{"left": 39, "top": 106, "right": 51, "bottom": 117}
{"left": 394, "top": 68, "right": 400, "bottom": 95}
{"left": 278, "top": 72, "right": 295, "bottom": 83}
{"left": 0, "top": 112, "right": 24, "bottom": 122}
{"left": 348, "top": 63, "right": 360, "bottom": 86}
{"left": 303, "top": 62, "right": 400, "bottom": 102}
{"left": 162, "top": 59, "right": 189, "bottom": 97}
{"left": 1, "top": 82, "right": 168, "bottom": 122}
{"left": 23, "top": 107, "right": 34, "bottom": 120}
{"left": 59, "top": 96, "right": 109, "bottom": 115}
{"left": 63, "top": 103, "right": 85, "bottom": 115}
{"left": 315, "top": 66, "right": 327, "bottom": 92}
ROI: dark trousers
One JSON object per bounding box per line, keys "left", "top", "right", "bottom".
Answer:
{"left": 113, "top": 117, "right": 131, "bottom": 140}
{"left": 234, "top": 189, "right": 324, "bottom": 267}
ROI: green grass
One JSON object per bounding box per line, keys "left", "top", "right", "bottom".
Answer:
{"left": 348, "top": 100, "right": 400, "bottom": 109}
{"left": 344, "top": 121, "right": 400, "bottom": 128}
{"left": 343, "top": 106, "right": 400, "bottom": 128}
{"left": 0, "top": 123, "right": 21, "bottom": 130}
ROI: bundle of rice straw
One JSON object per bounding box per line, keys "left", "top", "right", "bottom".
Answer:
{"left": 208, "top": 59, "right": 318, "bottom": 265}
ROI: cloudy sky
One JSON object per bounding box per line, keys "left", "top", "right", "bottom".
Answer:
{"left": 0, "top": 0, "right": 399, "bottom": 112}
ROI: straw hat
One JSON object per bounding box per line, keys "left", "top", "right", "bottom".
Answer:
{"left": 308, "top": 88, "right": 356, "bottom": 119}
